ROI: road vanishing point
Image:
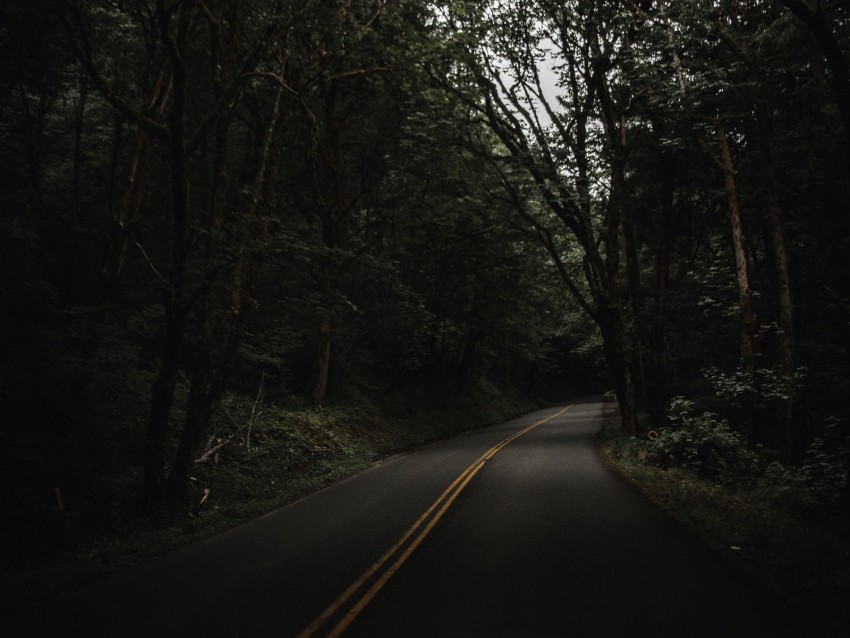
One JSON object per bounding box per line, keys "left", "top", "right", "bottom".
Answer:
{"left": 15, "top": 400, "right": 839, "bottom": 637}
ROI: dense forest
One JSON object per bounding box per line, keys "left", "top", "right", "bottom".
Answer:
{"left": 2, "top": 0, "right": 849, "bottom": 606}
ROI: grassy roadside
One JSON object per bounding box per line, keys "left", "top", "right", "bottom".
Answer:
{"left": 2, "top": 387, "right": 538, "bottom": 611}
{"left": 597, "top": 415, "right": 850, "bottom": 632}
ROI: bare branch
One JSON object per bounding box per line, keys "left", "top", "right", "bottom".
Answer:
{"left": 56, "top": 0, "right": 170, "bottom": 140}
{"left": 132, "top": 234, "right": 167, "bottom": 284}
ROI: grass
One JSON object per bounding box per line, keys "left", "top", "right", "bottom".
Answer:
{"left": 1, "top": 384, "right": 537, "bottom": 611}
{"left": 598, "top": 425, "right": 850, "bottom": 632}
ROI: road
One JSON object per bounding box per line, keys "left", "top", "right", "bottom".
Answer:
{"left": 13, "top": 400, "right": 838, "bottom": 637}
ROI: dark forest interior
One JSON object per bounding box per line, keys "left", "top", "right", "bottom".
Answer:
{"left": 1, "top": 0, "right": 848, "bottom": 619}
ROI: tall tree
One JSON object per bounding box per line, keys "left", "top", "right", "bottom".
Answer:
{"left": 58, "top": 0, "right": 302, "bottom": 499}
{"left": 777, "top": 0, "right": 850, "bottom": 192}
{"left": 284, "top": 1, "right": 391, "bottom": 405}
{"left": 709, "top": 4, "right": 799, "bottom": 454}
{"left": 431, "top": 1, "right": 652, "bottom": 432}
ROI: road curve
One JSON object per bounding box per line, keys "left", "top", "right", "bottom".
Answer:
{"left": 12, "top": 400, "right": 837, "bottom": 637}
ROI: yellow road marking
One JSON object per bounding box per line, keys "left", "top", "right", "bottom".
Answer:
{"left": 295, "top": 462, "right": 485, "bottom": 638}
{"left": 326, "top": 458, "right": 487, "bottom": 638}
{"left": 298, "top": 405, "right": 572, "bottom": 638}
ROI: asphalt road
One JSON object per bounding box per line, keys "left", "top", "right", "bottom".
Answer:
{"left": 13, "top": 400, "right": 839, "bottom": 637}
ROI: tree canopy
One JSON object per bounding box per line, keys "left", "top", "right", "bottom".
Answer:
{"left": 1, "top": 0, "right": 848, "bottom": 521}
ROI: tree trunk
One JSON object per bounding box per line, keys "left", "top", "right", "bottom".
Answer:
{"left": 716, "top": 118, "right": 758, "bottom": 378}
{"left": 307, "top": 71, "right": 348, "bottom": 404}
{"left": 598, "top": 303, "right": 638, "bottom": 435}
{"left": 71, "top": 63, "right": 87, "bottom": 216}
{"left": 646, "top": 150, "right": 676, "bottom": 431}
{"left": 143, "top": 305, "right": 185, "bottom": 497}
{"left": 454, "top": 321, "right": 481, "bottom": 394}
{"left": 308, "top": 308, "right": 334, "bottom": 405}
{"left": 715, "top": 117, "right": 758, "bottom": 441}
{"left": 99, "top": 67, "right": 170, "bottom": 319}
{"left": 754, "top": 103, "right": 797, "bottom": 461}
{"left": 166, "top": 67, "right": 285, "bottom": 495}
{"left": 601, "top": 112, "right": 641, "bottom": 436}
{"left": 164, "top": 108, "right": 231, "bottom": 497}
{"left": 142, "top": 0, "right": 197, "bottom": 500}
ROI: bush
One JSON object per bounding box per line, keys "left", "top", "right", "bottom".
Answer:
{"left": 646, "top": 397, "right": 755, "bottom": 482}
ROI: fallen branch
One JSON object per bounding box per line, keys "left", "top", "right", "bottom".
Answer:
{"left": 195, "top": 434, "right": 236, "bottom": 464}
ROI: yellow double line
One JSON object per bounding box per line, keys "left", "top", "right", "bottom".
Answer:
{"left": 297, "top": 405, "right": 572, "bottom": 638}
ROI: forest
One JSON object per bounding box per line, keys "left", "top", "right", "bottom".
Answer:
{"left": 1, "top": 0, "right": 849, "bottom": 614}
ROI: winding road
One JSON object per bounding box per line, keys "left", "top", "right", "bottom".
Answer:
{"left": 16, "top": 400, "right": 836, "bottom": 636}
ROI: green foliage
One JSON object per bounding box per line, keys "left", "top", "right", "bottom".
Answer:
{"left": 754, "top": 425, "right": 850, "bottom": 512}
{"left": 800, "top": 432, "right": 850, "bottom": 508}
{"left": 629, "top": 396, "right": 849, "bottom": 515}
{"left": 703, "top": 365, "right": 808, "bottom": 404}
{"left": 646, "top": 397, "right": 754, "bottom": 481}
{"left": 4, "top": 0, "right": 850, "bottom": 619}
{"left": 601, "top": 434, "right": 850, "bottom": 628}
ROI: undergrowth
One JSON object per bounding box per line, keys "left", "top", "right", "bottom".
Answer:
{"left": 599, "top": 397, "right": 850, "bottom": 629}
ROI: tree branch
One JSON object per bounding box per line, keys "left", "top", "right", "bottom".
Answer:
{"left": 56, "top": 0, "right": 170, "bottom": 140}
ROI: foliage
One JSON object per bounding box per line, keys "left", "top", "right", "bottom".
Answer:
{"left": 3, "top": 0, "right": 850, "bottom": 621}
{"left": 703, "top": 365, "right": 809, "bottom": 404}
{"left": 613, "top": 396, "right": 850, "bottom": 517}
{"left": 600, "top": 432, "right": 850, "bottom": 629}
{"left": 754, "top": 426, "right": 850, "bottom": 512}
{"left": 645, "top": 397, "right": 755, "bottom": 481}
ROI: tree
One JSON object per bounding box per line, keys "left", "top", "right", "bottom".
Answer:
{"left": 5, "top": 0, "right": 849, "bottom": 531}
{"left": 296, "top": 1, "right": 392, "bottom": 405}
{"left": 777, "top": 0, "right": 850, "bottom": 191}
{"left": 57, "top": 0, "right": 307, "bottom": 498}
{"left": 429, "top": 1, "right": 660, "bottom": 433}
{"left": 708, "top": 3, "right": 798, "bottom": 454}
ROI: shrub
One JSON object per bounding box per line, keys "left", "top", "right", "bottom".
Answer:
{"left": 752, "top": 418, "right": 849, "bottom": 513}
{"left": 646, "top": 397, "right": 755, "bottom": 482}
{"left": 800, "top": 434, "right": 849, "bottom": 509}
